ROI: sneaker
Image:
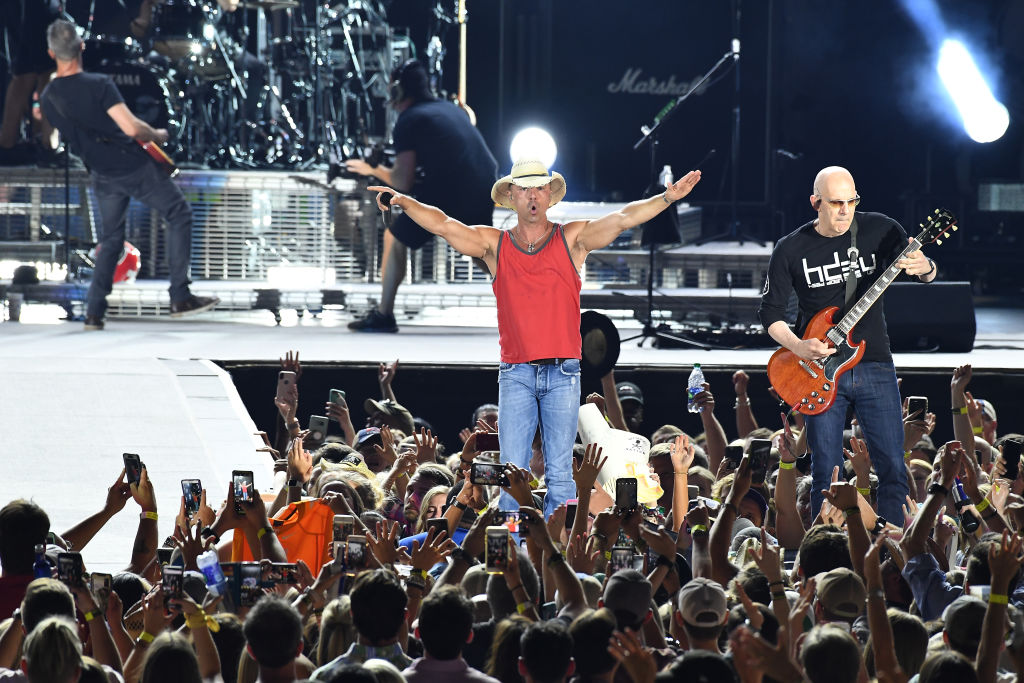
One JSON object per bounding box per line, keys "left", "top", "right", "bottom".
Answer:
{"left": 348, "top": 309, "right": 398, "bottom": 333}
{"left": 170, "top": 295, "right": 220, "bottom": 318}
{"left": 84, "top": 316, "right": 104, "bottom": 330}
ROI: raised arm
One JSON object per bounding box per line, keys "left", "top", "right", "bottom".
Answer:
{"left": 63, "top": 468, "right": 132, "bottom": 551}
{"left": 368, "top": 186, "right": 500, "bottom": 264}
{"left": 733, "top": 370, "right": 759, "bottom": 438}
{"left": 693, "top": 382, "right": 727, "bottom": 475}
{"left": 566, "top": 171, "right": 701, "bottom": 254}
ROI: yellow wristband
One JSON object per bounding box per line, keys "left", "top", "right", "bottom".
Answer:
{"left": 778, "top": 461, "right": 795, "bottom": 470}
{"left": 83, "top": 609, "right": 98, "bottom": 622}
{"left": 257, "top": 526, "right": 272, "bottom": 539}
{"left": 141, "top": 511, "right": 158, "bottom": 521}
{"left": 953, "top": 406, "right": 968, "bottom": 415}
{"left": 974, "top": 426, "right": 984, "bottom": 435}
{"left": 904, "top": 451, "right": 913, "bottom": 460}
{"left": 603, "top": 551, "right": 612, "bottom": 560}
{"left": 975, "top": 498, "right": 991, "bottom": 513}
{"left": 138, "top": 631, "right": 155, "bottom": 643}
{"left": 989, "top": 593, "right": 1009, "bottom": 605}
{"left": 857, "top": 487, "right": 871, "bottom": 496}
{"left": 691, "top": 524, "right": 708, "bottom": 534}
{"left": 516, "top": 601, "right": 533, "bottom": 614}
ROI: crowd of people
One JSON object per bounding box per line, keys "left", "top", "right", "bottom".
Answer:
{"left": 1, "top": 348, "right": 1022, "bottom": 683}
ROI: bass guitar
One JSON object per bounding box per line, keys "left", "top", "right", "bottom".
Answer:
{"left": 138, "top": 141, "right": 179, "bottom": 178}
{"left": 767, "top": 208, "right": 957, "bottom": 415}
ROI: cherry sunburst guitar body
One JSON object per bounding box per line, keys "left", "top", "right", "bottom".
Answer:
{"left": 767, "top": 208, "right": 958, "bottom": 416}
{"left": 138, "top": 141, "right": 179, "bottom": 177}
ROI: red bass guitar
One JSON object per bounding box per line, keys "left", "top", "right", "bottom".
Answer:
{"left": 138, "top": 141, "right": 179, "bottom": 177}
{"left": 767, "top": 208, "right": 957, "bottom": 416}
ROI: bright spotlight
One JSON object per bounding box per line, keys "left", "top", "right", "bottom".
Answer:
{"left": 509, "top": 127, "right": 557, "bottom": 168}
{"left": 937, "top": 39, "right": 1009, "bottom": 143}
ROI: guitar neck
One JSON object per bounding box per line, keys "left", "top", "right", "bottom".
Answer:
{"left": 458, "top": 0, "right": 468, "bottom": 102}
{"left": 834, "top": 238, "right": 922, "bottom": 337}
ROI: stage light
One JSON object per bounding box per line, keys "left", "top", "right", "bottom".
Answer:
{"left": 509, "top": 127, "right": 557, "bottom": 168}
{"left": 937, "top": 39, "right": 1009, "bottom": 143}
{"left": 203, "top": 23, "right": 216, "bottom": 41}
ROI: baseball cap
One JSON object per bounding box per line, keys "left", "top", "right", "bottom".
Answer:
{"left": 976, "top": 399, "right": 997, "bottom": 422}
{"left": 363, "top": 398, "right": 416, "bottom": 435}
{"left": 742, "top": 489, "right": 769, "bottom": 524}
{"left": 602, "top": 569, "right": 652, "bottom": 629}
{"left": 815, "top": 568, "right": 867, "bottom": 620}
{"left": 355, "top": 427, "right": 382, "bottom": 447}
{"left": 942, "top": 595, "right": 987, "bottom": 655}
{"left": 615, "top": 382, "right": 644, "bottom": 406}
{"left": 677, "top": 577, "right": 728, "bottom": 627}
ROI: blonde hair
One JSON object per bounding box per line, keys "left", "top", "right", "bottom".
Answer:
{"left": 23, "top": 616, "right": 81, "bottom": 682}
{"left": 364, "top": 658, "right": 405, "bottom": 683}
{"left": 316, "top": 596, "right": 357, "bottom": 666}
{"left": 416, "top": 485, "right": 452, "bottom": 532}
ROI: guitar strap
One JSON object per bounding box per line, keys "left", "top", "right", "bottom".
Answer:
{"left": 844, "top": 216, "right": 859, "bottom": 311}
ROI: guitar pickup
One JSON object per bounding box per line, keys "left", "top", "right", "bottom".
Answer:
{"left": 798, "top": 361, "right": 819, "bottom": 379}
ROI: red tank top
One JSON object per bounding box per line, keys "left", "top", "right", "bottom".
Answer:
{"left": 492, "top": 224, "right": 582, "bottom": 363}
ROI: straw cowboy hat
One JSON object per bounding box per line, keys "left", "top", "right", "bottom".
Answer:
{"left": 490, "top": 159, "right": 566, "bottom": 210}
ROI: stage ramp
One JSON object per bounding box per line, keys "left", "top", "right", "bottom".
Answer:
{"left": 0, "top": 357, "right": 271, "bottom": 573}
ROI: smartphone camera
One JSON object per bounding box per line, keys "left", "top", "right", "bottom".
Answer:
{"left": 57, "top": 552, "right": 83, "bottom": 587}
{"left": 123, "top": 453, "right": 143, "bottom": 486}
{"left": 608, "top": 547, "right": 632, "bottom": 575}
{"left": 233, "top": 470, "right": 254, "bottom": 514}
{"left": 471, "top": 462, "right": 510, "bottom": 487}
{"left": 238, "top": 562, "right": 262, "bottom": 607}
{"left": 485, "top": 526, "right": 510, "bottom": 574}
{"left": 181, "top": 479, "right": 202, "bottom": 518}
{"left": 907, "top": 396, "right": 928, "bottom": 419}
{"left": 615, "top": 478, "right": 638, "bottom": 513}
{"left": 162, "top": 565, "right": 184, "bottom": 603}
{"left": 345, "top": 537, "right": 367, "bottom": 576}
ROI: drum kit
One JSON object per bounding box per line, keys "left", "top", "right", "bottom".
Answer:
{"left": 78, "top": 0, "right": 414, "bottom": 169}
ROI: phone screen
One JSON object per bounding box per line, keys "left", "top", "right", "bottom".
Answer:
{"left": 485, "top": 527, "right": 509, "bottom": 574}
{"left": 907, "top": 396, "right": 928, "bottom": 418}
{"left": 564, "top": 499, "right": 578, "bottom": 530}
{"left": 749, "top": 439, "right": 772, "bottom": 485}
{"left": 333, "top": 515, "right": 354, "bottom": 543}
{"left": 471, "top": 462, "right": 509, "bottom": 487}
{"left": 123, "top": 453, "right": 143, "bottom": 485}
{"left": 1003, "top": 440, "right": 1022, "bottom": 480}
{"left": 498, "top": 511, "right": 520, "bottom": 534}
{"left": 426, "top": 518, "right": 448, "bottom": 538}
{"left": 233, "top": 471, "right": 254, "bottom": 511}
{"left": 608, "top": 547, "right": 632, "bottom": 574}
{"left": 57, "top": 552, "right": 82, "bottom": 586}
{"left": 181, "top": 479, "right": 202, "bottom": 517}
{"left": 475, "top": 432, "right": 500, "bottom": 452}
{"left": 615, "top": 478, "right": 638, "bottom": 512}
{"left": 345, "top": 538, "right": 367, "bottom": 575}
{"left": 269, "top": 563, "right": 299, "bottom": 585}
{"left": 156, "top": 547, "right": 174, "bottom": 565}
{"left": 724, "top": 445, "right": 744, "bottom": 468}
{"left": 91, "top": 573, "right": 112, "bottom": 611}
{"left": 162, "top": 565, "right": 184, "bottom": 600}
{"left": 238, "top": 562, "right": 262, "bottom": 606}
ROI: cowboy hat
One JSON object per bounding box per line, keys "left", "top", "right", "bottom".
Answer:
{"left": 490, "top": 159, "right": 566, "bottom": 210}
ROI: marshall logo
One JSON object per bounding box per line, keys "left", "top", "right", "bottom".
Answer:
{"left": 606, "top": 68, "right": 703, "bottom": 96}
{"left": 108, "top": 73, "right": 142, "bottom": 87}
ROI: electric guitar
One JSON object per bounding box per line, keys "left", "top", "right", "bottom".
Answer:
{"left": 138, "top": 141, "right": 179, "bottom": 178}
{"left": 767, "top": 208, "right": 957, "bottom": 415}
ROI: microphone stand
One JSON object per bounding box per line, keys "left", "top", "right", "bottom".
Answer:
{"left": 621, "top": 49, "right": 736, "bottom": 350}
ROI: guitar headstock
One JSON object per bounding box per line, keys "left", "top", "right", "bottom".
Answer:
{"left": 916, "top": 208, "right": 958, "bottom": 246}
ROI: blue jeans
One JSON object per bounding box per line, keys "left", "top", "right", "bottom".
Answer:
{"left": 88, "top": 162, "right": 193, "bottom": 319}
{"left": 805, "top": 361, "right": 909, "bottom": 524}
{"left": 497, "top": 358, "right": 581, "bottom": 518}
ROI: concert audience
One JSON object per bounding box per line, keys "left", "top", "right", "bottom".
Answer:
{"left": 1, "top": 352, "right": 1022, "bottom": 683}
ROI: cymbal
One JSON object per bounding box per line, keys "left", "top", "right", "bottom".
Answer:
{"left": 238, "top": 0, "right": 299, "bottom": 10}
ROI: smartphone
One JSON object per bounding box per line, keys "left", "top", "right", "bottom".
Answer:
{"left": 476, "top": 432, "right": 500, "bottom": 452}
{"left": 485, "top": 526, "right": 510, "bottom": 574}
{"left": 631, "top": 554, "right": 645, "bottom": 572}
{"left": 90, "top": 572, "right": 113, "bottom": 611}
{"left": 238, "top": 562, "right": 262, "bottom": 607}
{"left": 308, "top": 415, "right": 329, "bottom": 441}
{"left": 696, "top": 496, "right": 722, "bottom": 511}
{"left": 329, "top": 389, "right": 346, "bottom": 405}
{"left": 331, "top": 541, "right": 345, "bottom": 569}
{"left": 969, "top": 584, "right": 992, "bottom": 600}
{"left": 724, "top": 445, "right": 744, "bottom": 469}
{"left": 156, "top": 547, "right": 174, "bottom": 565}
{"left": 181, "top": 479, "right": 202, "bottom": 518}
{"left": 162, "top": 564, "right": 184, "bottom": 601}
{"left": 269, "top": 563, "right": 299, "bottom": 585}
{"left": 123, "top": 453, "right": 143, "bottom": 486}
{"left": 333, "top": 515, "right": 355, "bottom": 545}
{"left": 687, "top": 485, "right": 699, "bottom": 499}
{"left": 233, "top": 470, "right": 255, "bottom": 514}
{"left": 276, "top": 371, "right": 296, "bottom": 402}
{"left": 471, "top": 461, "right": 510, "bottom": 487}
{"left": 426, "top": 517, "right": 448, "bottom": 538}
{"left": 608, "top": 546, "right": 632, "bottom": 574}
{"left": 345, "top": 537, "right": 367, "bottom": 576}
{"left": 907, "top": 396, "right": 928, "bottom": 419}
{"left": 565, "top": 499, "right": 578, "bottom": 530}
{"left": 57, "top": 552, "right": 83, "bottom": 587}
{"left": 1003, "top": 440, "right": 1023, "bottom": 481}
{"left": 749, "top": 439, "right": 773, "bottom": 486}
{"left": 499, "top": 511, "right": 520, "bottom": 534}
{"left": 615, "top": 477, "right": 638, "bottom": 512}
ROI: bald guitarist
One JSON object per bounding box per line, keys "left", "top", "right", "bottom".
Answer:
{"left": 40, "top": 19, "right": 218, "bottom": 331}
{"left": 758, "top": 166, "right": 937, "bottom": 526}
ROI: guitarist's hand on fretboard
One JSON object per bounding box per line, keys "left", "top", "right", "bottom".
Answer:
{"left": 895, "top": 237, "right": 934, "bottom": 277}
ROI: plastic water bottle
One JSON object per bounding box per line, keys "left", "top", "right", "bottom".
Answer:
{"left": 33, "top": 544, "right": 50, "bottom": 579}
{"left": 197, "top": 550, "right": 227, "bottom": 596}
{"left": 659, "top": 164, "right": 674, "bottom": 188}
{"left": 686, "top": 364, "right": 705, "bottom": 413}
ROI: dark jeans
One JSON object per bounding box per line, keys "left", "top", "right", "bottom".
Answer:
{"left": 805, "top": 361, "right": 909, "bottom": 524}
{"left": 88, "top": 161, "right": 192, "bottom": 318}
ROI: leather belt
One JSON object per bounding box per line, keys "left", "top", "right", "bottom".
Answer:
{"left": 527, "top": 357, "right": 565, "bottom": 365}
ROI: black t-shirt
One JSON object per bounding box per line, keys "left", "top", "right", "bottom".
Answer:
{"left": 41, "top": 72, "right": 150, "bottom": 176}
{"left": 757, "top": 212, "right": 910, "bottom": 363}
{"left": 392, "top": 99, "right": 498, "bottom": 223}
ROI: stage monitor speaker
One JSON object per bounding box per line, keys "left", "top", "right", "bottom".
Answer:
{"left": 883, "top": 281, "right": 975, "bottom": 353}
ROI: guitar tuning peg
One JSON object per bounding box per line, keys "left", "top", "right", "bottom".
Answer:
{"left": 936, "top": 239, "right": 943, "bottom": 245}
{"left": 952, "top": 226, "right": 958, "bottom": 231}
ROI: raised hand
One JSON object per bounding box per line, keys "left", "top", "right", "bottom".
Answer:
{"left": 864, "top": 533, "right": 887, "bottom": 589}
{"left": 734, "top": 582, "right": 764, "bottom": 630}
{"left": 901, "top": 495, "right": 920, "bottom": 529}
{"left": 691, "top": 382, "right": 716, "bottom": 413}
{"left": 378, "top": 358, "right": 399, "bottom": 391}
{"left": 823, "top": 481, "right": 861, "bottom": 512}
{"left": 375, "top": 425, "right": 398, "bottom": 466}
{"left": 669, "top": 434, "right": 695, "bottom": 473}
{"left": 638, "top": 524, "right": 677, "bottom": 561}
{"left": 414, "top": 427, "right": 438, "bottom": 464}
{"left": 573, "top": 443, "right": 607, "bottom": 493}
{"left": 726, "top": 454, "right": 752, "bottom": 505}
{"left": 664, "top": 169, "right": 702, "bottom": 202}
{"left": 777, "top": 413, "right": 798, "bottom": 462}
{"left": 131, "top": 466, "right": 157, "bottom": 514}
{"left": 104, "top": 468, "right": 132, "bottom": 515}
{"left": 586, "top": 392, "right": 608, "bottom": 416}
{"left": 503, "top": 464, "right": 535, "bottom": 507}
{"left": 684, "top": 499, "right": 711, "bottom": 531}
{"left": 951, "top": 364, "right": 972, "bottom": 396}
{"left": 566, "top": 533, "right": 600, "bottom": 574}
{"left": 733, "top": 369, "right": 750, "bottom": 397}
{"left": 279, "top": 350, "right": 302, "bottom": 381}
{"left": 989, "top": 530, "right": 1024, "bottom": 591}
{"left": 844, "top": 436, "right": 872, "bottom": 481}
{"left": 546, "top": 503, "right": 568, "bottom": 545}
{"left": 287, "top": 438, "right": 313, "bottom": 483}
{"left": 367, "top": 521, "right": 410, "bottom": 565}
{"left": 607, "top": 628, "right": 657, "bottom": 683}
{"left": 751, "top": 528, "right": 783, "bottom": 583}
{"left": 939, "top": 442, "right": 962, "bottom": 488}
